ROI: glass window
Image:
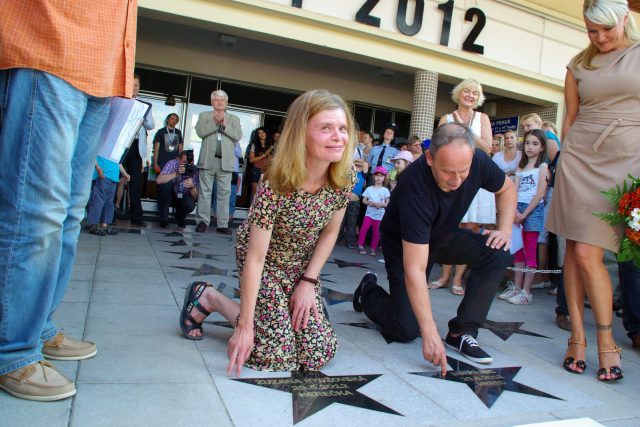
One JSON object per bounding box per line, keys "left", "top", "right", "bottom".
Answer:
{"left": 373, "top": 109, "right": 393, "bottom": 137}
{"left": 220, "top": 82, "right": 299, "bottom": 112}
{"left": 135, "top": 67, "right": 188, "bottom": 98}
{"left": 394, "top": 111, "right": 411, "bottom": 139}
{"left": 189, "top": 77, "right": 219, "bottom": 105}
{"left": 353, "top": 105, "right": 373, "bottom": 133}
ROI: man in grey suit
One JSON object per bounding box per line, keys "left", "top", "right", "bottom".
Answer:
{"left": 195, "top": 90, "right": 242, "bottom": 234}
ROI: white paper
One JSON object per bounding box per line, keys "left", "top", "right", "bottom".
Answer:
{"left": 97, "top": 98, "right": 150, "bottom": 162}
{"left": 510, "top": 223, "right": 523, "bottom": 254}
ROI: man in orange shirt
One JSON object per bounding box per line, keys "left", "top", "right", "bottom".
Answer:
{"left": 0, "top": 1, "right": 138, "bottom": 401}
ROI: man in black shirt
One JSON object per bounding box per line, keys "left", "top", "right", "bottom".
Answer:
{"left": 353, "top": 123, "right": 516, "bottom": 375}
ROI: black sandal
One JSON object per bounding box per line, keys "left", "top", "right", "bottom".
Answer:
{"left": 563, "top": 338, "right": 586, "bottom": 374}
{"left": 597, "top": 346, "right": 623, "bottom": 382}
{"left": 180, "top": 282, "right": 212, "bottom": 340}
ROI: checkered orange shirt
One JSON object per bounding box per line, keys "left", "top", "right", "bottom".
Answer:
{"left": 0, "top": 0, "right": 138, "bottom": 98}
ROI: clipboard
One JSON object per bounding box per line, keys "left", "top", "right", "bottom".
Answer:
{"left": 97, "top": 98, "right": 151, "bottom": 162}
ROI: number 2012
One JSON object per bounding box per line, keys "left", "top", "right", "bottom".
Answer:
{"left": 292, "top": 0, "right": 486, "bottom": 54}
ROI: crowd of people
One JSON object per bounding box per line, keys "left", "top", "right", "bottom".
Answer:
{"left": 0, "top": 0, "right": 638, "bottom": 406}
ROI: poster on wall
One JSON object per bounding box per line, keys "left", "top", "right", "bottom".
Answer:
{"left": 490, "top": 117, "right": 519, "bottom": 134}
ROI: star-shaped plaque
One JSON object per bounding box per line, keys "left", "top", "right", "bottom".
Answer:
{"left": 171, "top": 263, "right": 228, "bottom": 277}
{"left": 319, "top": 273, "right": 335, "bottom": 284}
{"left": 233, "top": 369, "right": 402, "bottom": 424}
{"left": 161, "top": 239, "right": 211, "bottom": 247}
{"left": 157, "top": 231, "right": 184, "bottom": 237}
{"left": 329, "top": 258, "right": 370, "bottom": 269}
{"left": 410, "top": 356, "right": 562, "bottom": 408}
{"left": 215, "top": 281, "right": 240, "bottom": 299}
{"left": 481, "top": 320, "right": 550, "bottom": 341}
{"left": 203, "top": 320, "right": 233, "bottom": 329}
{"left": 164, "top": 250, "right": 224, "bottom": 261}
{"left": 320, "top": 287, "right": 352, "bottom": 306}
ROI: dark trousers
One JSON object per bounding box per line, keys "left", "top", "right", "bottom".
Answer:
{"left": 340, "top": 199, "right": 360, "bottom": 244}
{"left": 175, "top": 193, "right": 196, "bottom": 228}
{"left": 361, "top": 228, "right": 511, "bottom": 342}
{"left": 157, "top": 182, "right": 173, "bottom": 223}
{"left": 124, "top": 145, "right": 143, "bottom": 222}
{"left": 619, "top": 261, "right": 640, "bottom": 340}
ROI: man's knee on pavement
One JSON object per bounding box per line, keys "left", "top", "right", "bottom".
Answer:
{"left": 388, "top": 320, "right": 420, "bottom": 343}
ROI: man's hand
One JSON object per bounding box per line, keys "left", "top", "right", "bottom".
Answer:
{"left": 482, "top": 228, "right": 511, "bottom": 251}
{"left": 124, "top": 173, "right": 131, "bottom": 182}
{"left": 214, "top": 111, "right": 225, "bottom": 124}
{"left": 178, "top": 164, "right": 186, "bottom": 175}
{"left": 422, "top": 328, "right": 448, "bottom": 377}
{"left": 97, "top": 168, "right": 105, "bottom": 179}
{"left": 183, "top": 178, "right": 194, "bottom": 188}
{"left": 289, "top": 281, "right": 319, "bottom": 332}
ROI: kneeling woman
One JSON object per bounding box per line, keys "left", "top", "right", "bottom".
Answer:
{"left": 179, "top": 90, "right": 355, "bottom": 375}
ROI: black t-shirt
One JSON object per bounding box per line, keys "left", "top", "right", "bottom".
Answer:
{"left": 381, "top": 150, "right": 505, "bottom": 257}
{"left": 154, "top": 127, "right": 183, "bottom": 168}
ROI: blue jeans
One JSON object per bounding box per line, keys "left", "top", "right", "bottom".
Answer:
{"left": 0, "top": 69, "right": 110, "bottom": 375}
{"left": 619, "top": 261, "right": 640, "bottom": 340}
{"left": 87, "top": 178, "right": 118, "bottom": 225}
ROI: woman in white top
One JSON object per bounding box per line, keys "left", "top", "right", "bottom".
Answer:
{"left": 429, "top": 78, "right": 495, "bottom": 295}
{"left": 492, "top": 130, "right": 521, "bottom": 179}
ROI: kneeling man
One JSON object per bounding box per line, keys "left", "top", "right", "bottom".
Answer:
{"left": 354, "top": 123, "right": 516, "bottom": 375}
{"left": 156, "top": 150, "right": 200, "bottom": 230}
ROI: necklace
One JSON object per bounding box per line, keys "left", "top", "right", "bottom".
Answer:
{"left": 454, "top": 109, "right": 474, "bottom": 126}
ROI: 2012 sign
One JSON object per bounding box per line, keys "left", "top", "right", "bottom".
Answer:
{"left": 292, "top": 0, "right": 486, "bottom": 54}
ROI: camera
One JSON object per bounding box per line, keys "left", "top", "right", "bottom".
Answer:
{"left": 182, "top": 150, "right": 195, "bottom": 176}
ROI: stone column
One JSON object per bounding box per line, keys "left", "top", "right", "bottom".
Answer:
{"left": 409, "top": 70, "right": 438, "bottom": 140}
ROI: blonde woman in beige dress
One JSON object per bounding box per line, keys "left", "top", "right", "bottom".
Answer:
{"left": 547, "top": 0, "right": 640, "bottom": 382}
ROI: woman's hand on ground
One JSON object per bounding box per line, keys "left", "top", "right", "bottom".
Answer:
{"left": 290, "top": 282, "right": 319, "bottom": 332}
{"left": 227, "top": 326, "right": 254, "bottom": 376}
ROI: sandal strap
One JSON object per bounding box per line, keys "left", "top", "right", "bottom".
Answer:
{"left": 192, "top": 299, "right": 212, "bottom": 317}
{"left": 598, "top": 345, "right": 621, "bottom": 355}
{"left": 568, "top": 338, "right": 587, "bottom": 346}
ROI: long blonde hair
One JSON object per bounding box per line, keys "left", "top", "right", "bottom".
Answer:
{"left": 572, "top": 0, "right": 640, "bottom": 69}
{"left": 267, "top": 90, "right": 356, "bottom": 194}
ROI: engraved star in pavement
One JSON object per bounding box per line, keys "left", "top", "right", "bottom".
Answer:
{"left": 233, "top": 369, "right": 402, "bottom": 424}
{"left": 328, "top": 258, "right": 370, "bottom": 269}
{"left": 164, "top": 250, "right": 224, "bottom": 261}
{"left": 171, "top": 263, "right": 228, "bottom": 277}
{"left": 161, "top": 239, "right": 211, "bottom": 247}
{"left": 320, "top": 287, "right": 352, "bottom": 306}
{"left": 481, "top": 320, "right": 550, "bottom": 341}
{"left": 410, "top": 356, "right": 562, "bottom": 408}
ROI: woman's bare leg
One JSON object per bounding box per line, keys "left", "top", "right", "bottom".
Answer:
{"left": 184, "top": 284, "right": 241, "bottom": 338}
{"left": 563, "top": 240, "right": 587, "bottom": 372}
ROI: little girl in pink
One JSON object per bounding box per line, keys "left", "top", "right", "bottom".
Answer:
{"left": 358, "top": 166, "right": 390, "bottom": 256}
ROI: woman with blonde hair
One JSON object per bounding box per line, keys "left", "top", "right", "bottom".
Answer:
{"left": 179, "top": 89, "right": 355, "bottom": 374}
{"left": 548, "top": 0, "right": 640, "bottom": 382}
{"left": 430, "top": 78, "right": 495, "bottom": 295}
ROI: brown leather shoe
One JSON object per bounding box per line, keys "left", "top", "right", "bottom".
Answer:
{"left": 43, "top": 332, "right": 97, "bottom": 361}
{"left": 0, "top": 361, "right": 75, "bottom": 401}
{"left": 555, "top": 314, "right": 571, "bottom": 332}
{"left": 632, "top": 335, "right": 640, "bottom": 350}
{"left": 195, "top": 221, "right": 208, "bottom": 233}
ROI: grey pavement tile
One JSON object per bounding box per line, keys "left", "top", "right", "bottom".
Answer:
{"left": 52, "top": 302, "right": 89, "bottom": 337}
{"left": 84, "top": 302, "right": 178, "bottom": 337}
{"left": 70, "top": 264, "right": 95, "bottom": 281}
{"left": 71, "top": 383, "right": 231, "bottom": 427}
{"left": 91, "top": 280, "right": 176, "bottom": 305}
{"left": 77, "top": 334, "right": 210, "bottom": 383}
{"left": 63, "top": 280, "right": 92, "bottom": 303}
{"left": 93, "top": 265, "right": 167, "bottom": 284}
{"left": 73, "top": 249, "right": 98, "bottom": 265}
{"left": 95, "top": 252, "right": 160, "bottom": 269}
{"left": 602, "top": 418, "right": 640, "bottom": 427}
{"left": 0, "top": 392, "right": 72, "bottom": 427}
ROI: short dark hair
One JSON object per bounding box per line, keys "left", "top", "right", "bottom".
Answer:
{"left": 429, "top": 122, "right": 475, "bottom": 157}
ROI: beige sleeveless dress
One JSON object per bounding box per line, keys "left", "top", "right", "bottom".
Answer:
{"left": 547, "top": 42, "right": 640, "bottom": 253}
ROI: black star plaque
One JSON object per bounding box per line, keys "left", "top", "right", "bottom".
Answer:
{"left": 164, "top": 250, "right": 224, "bottom": 261}
{"left": 320, "top": 286, "right": 352, "bottom": 306}
{"left": 215, "top": 281, "right": 240, "bottom": 299}
{"left": 318, "top": 273, "right": 335, "bottom": 284}
{"left": 161, "top": 239, "right": 211, "bottom": 247}
{"left": 410, "top": 356, "right": 562, "bottom": 408}
{"left": 233, "top": 370, "right": 402, "bottom": 424}
{"left": 203, "top": 320, "right": 233, "bottom": 329}
{"left": 157, "top": 231, "right": 184, "bottom": 237}
{"left": 171, "top": 263, "right": 228, "bottom": 277}
{"left": 481, "top": 320, "right": 550, "bottom": 341}
{"left": 329, "top": 258, "right": 370, "bottom": 269}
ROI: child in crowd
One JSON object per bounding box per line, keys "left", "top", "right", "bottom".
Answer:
{"left": 499, "top": 129, "right": 548, "bottom": 304}
{"left": 357, "top": 166, "right": 390, "bottom": 256}
{"left": 341, "top": 156, "right": 368, "bottom": 249}
{"left": 86, "top": 156, "right": 129, "bottom": 236}
{"left": 387, "top": 150, "right": 413, "bottom": 191}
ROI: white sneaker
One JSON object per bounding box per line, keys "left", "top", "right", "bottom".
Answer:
{"left": 498, "top": 281, "right": 520, "bottom": 300}
{"left": 531, "top": 281, "right": 551, "bottom": 289}
{"left": 507, "top": 290, "right": 532, "bottom": 305}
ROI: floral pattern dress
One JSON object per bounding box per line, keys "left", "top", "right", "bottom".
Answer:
{"left": 235, "top": 177, "right": 352, "bottom": 371}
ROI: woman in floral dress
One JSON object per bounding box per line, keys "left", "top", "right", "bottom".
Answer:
{"left": 179, "top": 90, "right": 355, "bottom": 375}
